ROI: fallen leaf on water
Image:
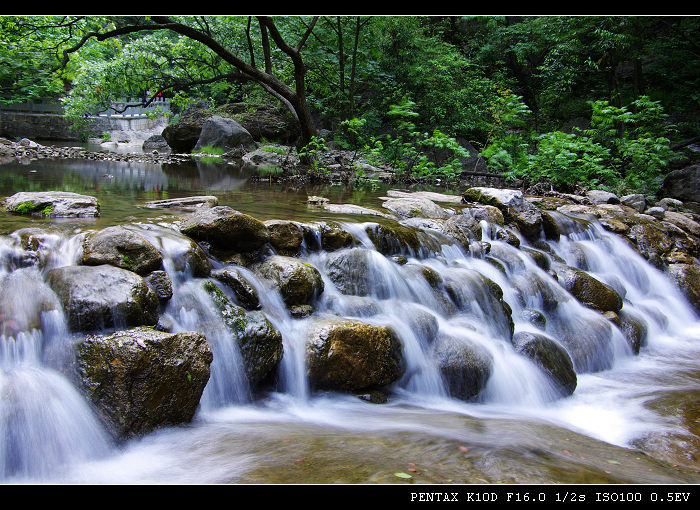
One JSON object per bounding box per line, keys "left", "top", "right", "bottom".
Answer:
{"left": 394, "top": 472, "right": 412, "bottom": 479}
{"left": 408, "top": 462, "right": 417, "bottom": 467}
{"left": 408, "top": 468, "right": 417, "bottom": 473}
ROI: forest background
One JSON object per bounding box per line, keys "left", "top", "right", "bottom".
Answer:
{"left": 1, "top": 15, "right": 699, "bottom": 196}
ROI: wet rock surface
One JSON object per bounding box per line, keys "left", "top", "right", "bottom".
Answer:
{"left": 75, "top": 327, "right": 213, "bottom": 440}
{"left": 46, "top": 264, "right": 159, "bottom": 332}
{"left": 306, "top": 318, "right": 405, "bottom": 392}
{"left": 80, "top": 225, "right": 164, "bottom": 275}
{"left": 3, "top": 191, "right": 100, "bottom": 218}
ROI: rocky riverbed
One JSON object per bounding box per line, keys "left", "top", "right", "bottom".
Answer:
{"left": 2, "top": 176, "right": 699, "bottom": 446}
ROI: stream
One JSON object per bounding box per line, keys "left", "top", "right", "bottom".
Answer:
{"left": 0, "top": 155, "right": 699, "bottom": 485}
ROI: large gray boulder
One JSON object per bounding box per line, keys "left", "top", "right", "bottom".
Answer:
{"left": 46, "top": 265, "right": 159, "bottom": 332}
{"left": 75, "top": 327, "right": 213, "bottom": 440}
{"left": 658, "top": 164, "right": 700, "bottom": 206}
{"left": 193, "top": 115, "right": 256, "bottom": 153}
{"left": 80, "top": 226, "right": 163, "bottom": 275}
{"left": 3, "top": 191, "right": 100, "bottom": 218}
{"left": 142, "top": 134, "right": 171, "bottom": 154}
{"left": 162, "top": 115, "right": 205, "bottom": 153}
{"left": 305, "top": 318, "right": 405, "bottom": 392}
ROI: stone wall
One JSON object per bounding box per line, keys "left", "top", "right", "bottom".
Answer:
{"left": 0, "top": 112, "right": 164, "bottom": 141}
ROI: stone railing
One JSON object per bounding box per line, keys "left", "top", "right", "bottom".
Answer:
{"left": 0, "top": 97, "right": 171, "bottom": 118}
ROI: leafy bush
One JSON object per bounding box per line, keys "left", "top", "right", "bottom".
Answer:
{"left": 484, "top": 95, "right": 678, "bottom": 194}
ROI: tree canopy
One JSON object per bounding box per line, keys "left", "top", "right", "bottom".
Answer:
{"left": 1, "top": 15, "right": 699, "bottom": 194}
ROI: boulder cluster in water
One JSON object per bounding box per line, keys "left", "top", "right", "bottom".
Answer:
{"left": 2, "top": 179, "right": 700, "bottom": 441}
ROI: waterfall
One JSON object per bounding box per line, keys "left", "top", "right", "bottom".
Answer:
{"left": 0, "top": 265, "right": 111, "bottom": 481}
{"left": 0, "top": 201, "right": 699, "bottom": 483}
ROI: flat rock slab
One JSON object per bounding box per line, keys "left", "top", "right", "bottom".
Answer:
{"left": 3, "top": 191, "right": 100, "bottom": 217}
{"left": 386, "top": 189, "right": 463, "bottom": 203}
{"left": 144, "top": 196, "right": 219, "bottom": 211}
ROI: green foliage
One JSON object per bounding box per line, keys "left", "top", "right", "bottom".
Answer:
{"left": 12, "top": 201, "right": 37, "bottom": 214}
{"left": 298, "top": 136, "right": 330, "bottom": 178}
{"left": 487, "top": 95, "right": 678, "bottom": 194}
{"left": 195, "top": 145, "right": 225, "bottom": 155}
{"left": 360, "top": 100, "right": 469, "bottom": 183}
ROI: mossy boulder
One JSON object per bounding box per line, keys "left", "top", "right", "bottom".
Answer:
{"left": 318, "top": 221, "right": 355, "bottom": 251}
{"left": 264, "top": 220, "right": 304, "bottom": 254}
{"left": 365, "top": 222, "right": 422, "bottom": 256}
{"left": 254, "top": 255, "right": 324, "bottom": 307}
{"left": 511, "top": 331, "right": 577, "bottom": 397}
{"left": 180, "top": 206, "right": 269, "bottom": 252}
{"left": 46, "top": 264, "right": 159, "bottom": 332}
{"left": 3, "top": 191, "right": 100, "bottom": 218}
{"left": 305, "top": 319, "right": 405, "bottom": 392}
{"left": 203, "top": 281, "right": 283, "bottom": 386}
{"left": 553, "top": 263, "right": 623, "bottom": 313}
{"left": 75, "top": 327, "right": 213, "bottom": 440}
{"left": 211, "top": 266, "right": 261, "bottom": 310}
{"left": 80, "top": 226, "right": 164, "bottom": 275}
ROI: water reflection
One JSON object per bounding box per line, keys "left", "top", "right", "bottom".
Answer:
{"left": 0, "top": 157, "right": 398, "bottom": 234}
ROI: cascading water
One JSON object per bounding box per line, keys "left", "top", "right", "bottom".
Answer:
{"left": 0, "top": 197, "right": 699, "bottom": 483}
{"left": 0, "top": 266, "right": 111, "bottom": 481}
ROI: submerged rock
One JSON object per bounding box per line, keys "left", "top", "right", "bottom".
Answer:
{"left": 666, "top": 263, "right": 700, "bottom": 314}
{"left": 553, "top": 263, "right": 623, "bottom": 313}
{"left": 211, "top": 266, "right": 261, "bottom": 310}
{"left": 365, "top": 222, "right": 422, "bottom": 256}
{"left": 144, "top": 196, "right": 218, "bottom": 211}
{"left": 306, "top": 318, "right": 405, "bottom": 392}
{"left": 75, "top": 327, "right": 212, "bottom": 440}
{"left": 46, "top": 265, "right": 159, "bottom": 332}
{"left": 0, "top": 269, "right": 61, "bottom": 335}
{"left": 3, "top": 191, "right": 100, "bottom": 218}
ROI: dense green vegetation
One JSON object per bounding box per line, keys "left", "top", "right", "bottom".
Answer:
{"left": 1, "top": 15, "right": 699, "bottom": 195}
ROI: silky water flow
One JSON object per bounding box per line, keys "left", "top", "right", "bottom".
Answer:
{"left": 0, "top": 208, "right": 698, "bottom": 483}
